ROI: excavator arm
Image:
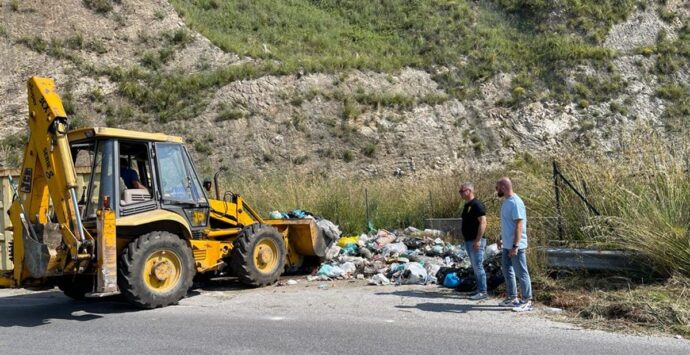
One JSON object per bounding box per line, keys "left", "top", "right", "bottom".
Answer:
{"left": 4, "top": 77, "right": 92, "bottom": 286}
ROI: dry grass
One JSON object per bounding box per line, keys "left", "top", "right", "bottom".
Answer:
{"left": 221, "top": 124, "right": 689, "bottom": 278}
{"left": 536, "top": 274, "right": 690, "bottom": 337}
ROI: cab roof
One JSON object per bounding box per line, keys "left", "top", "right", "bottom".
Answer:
{"left": 68, "top": 127, "right": 184, "bottom": 143}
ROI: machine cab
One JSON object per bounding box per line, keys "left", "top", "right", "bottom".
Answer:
{"left": 69, "top": 128, "right": 209, "bottom": 236}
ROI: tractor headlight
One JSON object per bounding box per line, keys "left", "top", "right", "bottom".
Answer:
{"left": 184, "top": 207, "right": 209, "bottom": 227}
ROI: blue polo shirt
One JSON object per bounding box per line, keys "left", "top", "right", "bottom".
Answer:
{"left": 500, "top": 194, "right": 528, "bottom": 249}
{"left": 120, "top": 168, "right": 139, "bottom": 189}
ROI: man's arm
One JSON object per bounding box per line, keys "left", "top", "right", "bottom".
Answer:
{"left": 513, "top": 219, "right": 523, "bottom": 246}
{"left": 472, "top": 215, "right": 487, "bottom": 250}
{"left": 475, "top": 216, "right": 486, "bottom": 241}
{"left": 132, "top": 179, "right": 147, "bottom": 189}
{"left": 508, "top": 218, "right": 523, "bottom": 256}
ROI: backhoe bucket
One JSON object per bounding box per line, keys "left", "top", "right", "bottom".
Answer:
{"left": 22, "top": 234, "right": 50, "bottom": 278}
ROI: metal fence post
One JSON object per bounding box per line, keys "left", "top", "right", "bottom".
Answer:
{"left": 553, "top": 161, "right": 564, "bottom": 240}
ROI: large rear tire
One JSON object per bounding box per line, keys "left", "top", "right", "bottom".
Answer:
{"left": 118, "top": 231, "right": 195, "bottom": 309}
{"left": 230, "top": 223, "right": 286, "bottom": 287}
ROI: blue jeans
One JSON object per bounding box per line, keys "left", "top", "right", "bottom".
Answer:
{"left": 465, "top": 238, "right": 487, "bottom": 293}
{"left": 501, "top": 248, "right": 532, "bottom": 300}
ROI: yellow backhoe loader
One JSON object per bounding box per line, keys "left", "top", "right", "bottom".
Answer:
{"left": 0, "top": 77, "right": 335, "bottom": 308}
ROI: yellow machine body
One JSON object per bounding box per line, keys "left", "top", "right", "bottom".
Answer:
{"left": 0, "top": 77, "right": 331, "bottom": 307}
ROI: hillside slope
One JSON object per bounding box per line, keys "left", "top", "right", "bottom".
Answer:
{"left": 0, "top": 0, "right": 688, "bottom": 178}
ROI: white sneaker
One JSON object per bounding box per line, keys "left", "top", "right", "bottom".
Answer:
{"left": 498, "top": 298, "right": 519, "bottom": 307}
{"left": 469, "top": 292, "right": 488, "bottom": 300}
{"left": 512, "top": 301, "right": 533, "bottom": 312}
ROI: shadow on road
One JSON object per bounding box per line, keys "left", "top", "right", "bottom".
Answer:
{"left": 376, "top": 289, "right": 508, "bottom": 314}
{"left": 375, "top": 289, "right": 476, "bottom": 300}
{"left": 396, "top": 302, "right": 506, "bottom": 314}
{"left": 0, "top": 277, "right": 259, "bottom": 328}
{"left": 0, "top": 290, "right": 140, "bottom": 328}
{"left": 189, "top": 276, "right": 248, "bottom": 294}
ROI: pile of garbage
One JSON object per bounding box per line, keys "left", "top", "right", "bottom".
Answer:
{"left": 308, "top": 226, "right": 504, "bottom": 290}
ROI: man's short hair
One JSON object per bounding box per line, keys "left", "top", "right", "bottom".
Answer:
{"left": 460, "top": 182, "right": 474, "bottom": 192}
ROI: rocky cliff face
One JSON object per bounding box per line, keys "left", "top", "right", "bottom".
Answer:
{"left": 0, "top": 1, "right": 688, "bottom": 177}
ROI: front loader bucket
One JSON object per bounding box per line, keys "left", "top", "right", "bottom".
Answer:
{"left": 265, "top": 219, "right": 334, "bottom": 257}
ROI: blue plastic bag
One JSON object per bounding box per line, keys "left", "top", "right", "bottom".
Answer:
{"left": 443, "top": 272, "right": 460, "bottom": 288}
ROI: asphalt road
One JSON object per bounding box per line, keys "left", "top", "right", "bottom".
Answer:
{"left": 0, "top": 279, "right": 687, "bottom": 355}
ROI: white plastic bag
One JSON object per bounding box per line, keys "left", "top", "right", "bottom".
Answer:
{"left": 368, "top": 273, "right": 391, "bottom": 286}
{"left": 397, "top": 262, "right": 428, "bottom": 285}
{"left": 339, "top": 262, "right": 356, "bottom": 275}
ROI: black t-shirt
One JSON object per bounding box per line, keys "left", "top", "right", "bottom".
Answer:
{"left": 461, "top": 198, "right": 486, "bottom": 242}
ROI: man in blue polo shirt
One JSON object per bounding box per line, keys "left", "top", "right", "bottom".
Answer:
{"left": 120, "top": 158, "right": 146, "bottom": 189}
{"left": 496, "top": 177, "right": 533, "bottom": 312}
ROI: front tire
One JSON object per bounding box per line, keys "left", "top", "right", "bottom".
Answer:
{"left": 230, "top": 223, "right": 286, "bottom": 287}
{"left": 118, "top": 231, "right": 195, "bottom": 309}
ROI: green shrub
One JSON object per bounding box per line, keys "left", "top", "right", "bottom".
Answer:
{"left": 656, "top": 84, "right": 687, "bottom": 100}
{"left": 342, "top": 97, "right": 360, "bottom": 120}
{"left": 609, "top": 101, "right": 628, "bottom": 115}
{"left": 194, "top": 141, "right": 211, "bottom": 154}
{"left": 361, "top": 143, "right": 376, "bottom": 158}
{"left": 154, "top": 10, "right": 166, "bottom": 20}
{"left": 82, "top": 0, "right": 120, "bottom": 14}
{"left": 215, "top": 107, "right": 245, "bottom": 122}
{"left": 0, "top": 134, "right": 28, "bottom": 149}
{"left": 342, "top": 150, "right": 354, "bottom": 162}
{"left": 292, "top": 155, "right": 309, "bottom": 165}
{"left": 64, "top": 34, "right": 84, "bottom": 50}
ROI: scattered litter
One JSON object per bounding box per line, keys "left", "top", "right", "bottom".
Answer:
{"left": 543, "top": 307, "right": 563, "bottom": 314}
{"left": 356, "top": 274, "right": 364, "bottom": 280}
{"left": 317, "top": 219, "right": 341, "bottom": 246}
{"left": 395, "top": 262, "right": 430, "bottom": 285}
{"left": 368, "top": 274, "right": 391, "bottom": 286}
{"left": 341, "top": 243, "right": 359, "bottom": 256}
{"left": 340, "top": 262, "right": 356, "bottom": 276}
{"left": 337, "top": 236, "right": 360, "bottom": 247}
{"left": 307, "top": 275, "right": 330, "bottom": 282}
{"left": 318, "top": 284, "right": 329, "bottom": 290}
{"left": 325, "top": 245, "right": 341, "bottom": 261}
{"left": 287, "top": 279, "right": 298, "bottom": 285}
{"left": 485, "top": 243, "right": 500, "bottom": 259}
{"left": 374, "top": 230, "right": 397, "bottom": 249}
{"left": 317, "top": 264, "right": 345, "bottom": 278}
{"left": 268, "top": 211, "right": 284, "bottom": 219}
{"left": 443, "top": 273, "right": 460, "bottom": 288}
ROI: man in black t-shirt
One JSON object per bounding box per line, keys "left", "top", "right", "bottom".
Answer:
{"left": 459, "top": 182, "right": 488, "bottom": 300}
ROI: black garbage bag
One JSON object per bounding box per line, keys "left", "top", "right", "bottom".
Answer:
{"left": 453, "top": 253, "right": 505, "bottom": 292}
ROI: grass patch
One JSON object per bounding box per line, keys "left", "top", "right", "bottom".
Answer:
{"left": 215, "top": 104, "right": 245, "bottom": 122}
{"left": 96, "top": 61, "right": 284, "bottom": 123}
{"left": 82, "top": 0, "right": 120, "bottom": 14}
{"left": 361, "top": 143, "right": 376, "bottom": 158}
{"left": 537, "top": 274, "right": 690, "bottom": 336}
{"left": 170, "top": 0, "right": 633, "bottom": 102}
{"left": 654, "top": 25, "right": 690, "bottom": 132}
